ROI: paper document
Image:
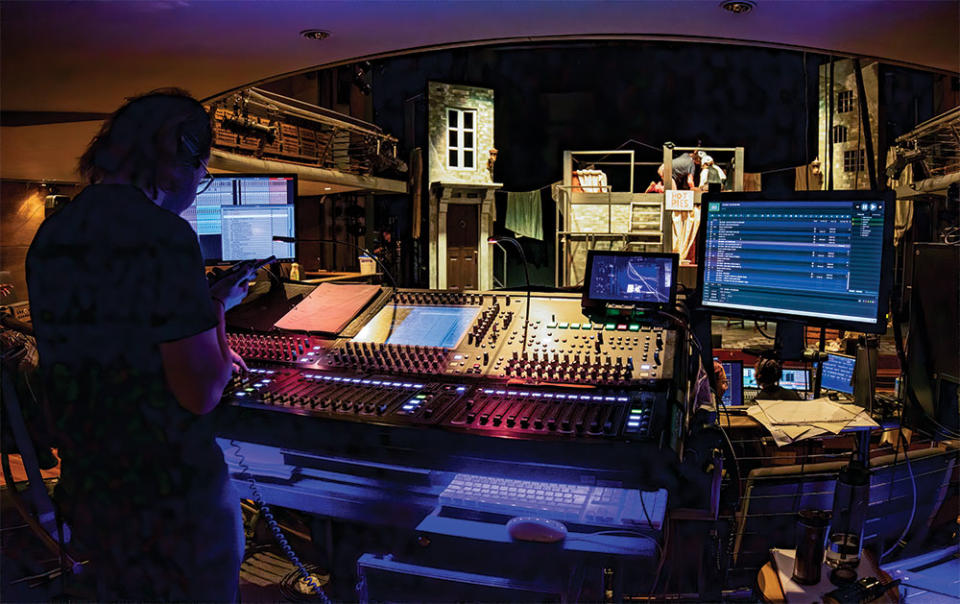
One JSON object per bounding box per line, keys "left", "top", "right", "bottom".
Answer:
{"left": 759, "top": 398, "right": 859, "bottom": 425}
{"left": 274, "top": 283, "right": 380, "bottom": 334}
{"left": 746, "top": 398, "right": 878, "bottom": 446}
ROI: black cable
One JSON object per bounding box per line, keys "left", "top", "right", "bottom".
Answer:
{"left": 891, "top": 291, "right": 960, "bottom": 439}
{"left": 230, "top": 440, "right": 331, "bottom": 604}
{"left": 658, "top": 308, "right": 743, "bottom": 504}
{"left": 881, "top": 425, "right": 919, "bottom": 561}
{"left": 755, "top": 320, "right": 775, "bottom": 340}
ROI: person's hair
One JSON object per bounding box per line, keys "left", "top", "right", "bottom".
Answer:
{"left": 78, "top": 88, "right": 212, "bottom": 197}
{"left": 755, "top": 358, "right": 783, "bottom": 388}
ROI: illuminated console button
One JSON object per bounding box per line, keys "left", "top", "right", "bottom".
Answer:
{"left": 617, "top": 324, "right": 627, "bottom": 331}
{"left": 547, "top": 322, "right": 557, "bottom": 328}
{"left": 558, "top": 322, "right": 568, "bottom": 329}
{"left": 605, "top": 323, "right": 616, "bottom": 330}
{"left": 629, "top": 324, "right": 641, "bottom": 331}
{"left": 569, "top": 323, "right": 580, "bottom": 329}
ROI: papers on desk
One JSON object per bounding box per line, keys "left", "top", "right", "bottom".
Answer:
{"left": 746, "top": 398, "right": 879, "bottom": 447}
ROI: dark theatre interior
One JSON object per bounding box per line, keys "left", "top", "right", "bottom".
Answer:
{"left": 2, "top": 1, "right": 959, "bottom": 601}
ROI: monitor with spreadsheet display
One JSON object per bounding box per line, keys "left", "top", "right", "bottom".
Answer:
{"left": 721, "top": 360, "right": 744, "bottom": 406}
{"left": 697, "top": 192, "right": 894, "bottom": 333}
{"left": 584, "top": 251, "right": 677, "bottom": 309}
{"left": 743, "top": 367, "right": 810, "bottom": 391}
{"left": 821, "top": 353, "right": 856, "bottom": 395}
{"left": 184, "top": 173, "right": 297, "bottom": 263}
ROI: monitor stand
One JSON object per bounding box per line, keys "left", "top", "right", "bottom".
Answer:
{"left": 854, "top": 335, "right": 878, "bottom": 413}
{"left": 742, "top": 320, "right": 806, "bottom": 362}
{"left": 774, "top": 320, "right": 806, "bottom": 361}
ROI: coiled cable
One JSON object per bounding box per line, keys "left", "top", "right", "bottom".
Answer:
{"left": 231, "top": 440, "right": 331, "bottom": 603}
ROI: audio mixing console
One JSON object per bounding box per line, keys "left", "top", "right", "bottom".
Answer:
{"left": 222, "top": 289, "right": 684, "bottom": 444}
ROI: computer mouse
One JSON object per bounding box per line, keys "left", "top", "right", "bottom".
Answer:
{"left": 506, "top": 516, "right": 568, "bottom": 543}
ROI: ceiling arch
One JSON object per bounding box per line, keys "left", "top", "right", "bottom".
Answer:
{"left": 2, "top": 1, "right": 956, "bottom": 182}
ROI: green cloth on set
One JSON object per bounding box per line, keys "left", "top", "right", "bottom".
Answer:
{"left": 505, "top": 190, "right": 543, "bottom": 241}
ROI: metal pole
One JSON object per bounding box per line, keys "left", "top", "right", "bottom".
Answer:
{"left": 828, "top": 57, "right": 835, "bottom": 190}
{"left": 854, "top": 59, "right": 878, "bottom": 190}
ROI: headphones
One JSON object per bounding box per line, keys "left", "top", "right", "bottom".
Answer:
{"left": 755, "top": 358, "right": 783, "bottom": 386}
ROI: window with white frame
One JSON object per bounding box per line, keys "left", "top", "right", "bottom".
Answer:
{"left": 447, "top": 108, "right": 476, "bottom": 169}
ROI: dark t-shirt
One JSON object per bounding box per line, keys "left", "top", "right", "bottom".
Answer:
{"left": 671, "top": 154, "right": 697, "bottom": 190}
{"left": 26, "top": 184, "right": 221, "bottom": 510}
{"left": 755, "top": 386, "right": 804, "bottom": 401}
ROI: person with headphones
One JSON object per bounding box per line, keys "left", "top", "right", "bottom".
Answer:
{"left": 754, "top": 357, "right": 803, "bottom": 401}
{"left": 26, "top": 89, "right": 249, "bottom": 601}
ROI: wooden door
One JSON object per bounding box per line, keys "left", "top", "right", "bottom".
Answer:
{"left": 446, "top": 204, "right": 478, "bottom": 291}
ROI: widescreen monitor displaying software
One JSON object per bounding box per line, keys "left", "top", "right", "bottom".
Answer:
{"left": 183, "top": 174, "right": 297, "bottom": 262}
{"left": 699, "top": 195, "right": 891, "bottom": 332}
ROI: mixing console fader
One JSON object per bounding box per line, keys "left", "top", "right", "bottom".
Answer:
{"left": 227, "top": 332, "right": 326, "bottom": 365}
{"left": 444, "top": 386, "right": 657, "bottom": 439}
{"left": 225, "top": 364, "right": 658, "bottom": 439}
{"left": 225, "top": 367, "right": 468, "bottom": 426}
{"left": 223, "top": 289, "right": 684, "bottom": 444}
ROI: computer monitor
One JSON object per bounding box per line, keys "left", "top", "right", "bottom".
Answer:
{"left": 743, "top": 367, "right": 810, "bottom": 391}
{"left": 583, "top": 251, "right": 677, "bottom": 309}
{"left": 821, "top": 353, "right": 856, "bottom": 395}
{"left": 183, "top": 173, "right": 297, "bottom": 263}
{"left": 721, "top": 360, "right": 744, "bottom": 406}
{"left": 697, "top": 191, "right": 894, "bottom": 334}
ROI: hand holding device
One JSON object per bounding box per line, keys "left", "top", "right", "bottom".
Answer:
{"left": 210, "top": 256, "right": 276, "bottom": 310}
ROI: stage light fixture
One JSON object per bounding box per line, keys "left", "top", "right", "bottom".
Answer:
{"left": 720, "top": 1, "right": 756, "bottom": 14}
{"left": 300, "top": 29, "right": 331, "bottom": 41}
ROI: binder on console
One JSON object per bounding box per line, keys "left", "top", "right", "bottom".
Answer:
{"left": 274, "top": 283, "right": 380, "bottom": 334}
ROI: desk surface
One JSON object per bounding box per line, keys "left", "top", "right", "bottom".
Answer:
{"left": 301, "top": 271, "right": 379, "bottom": 283}
{"left": 757, "top": 550, "right": 898, "bottom": 603}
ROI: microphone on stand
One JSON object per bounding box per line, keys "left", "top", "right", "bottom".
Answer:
{"left": 487, "top": 236, "right": 531, "bottom": 355}
{"left": 272, "top": 236, "right": 397, "bottom": 288}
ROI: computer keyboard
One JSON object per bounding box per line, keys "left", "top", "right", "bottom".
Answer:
{"left": 438, "top": 473, "right": 667, "bottom": 529}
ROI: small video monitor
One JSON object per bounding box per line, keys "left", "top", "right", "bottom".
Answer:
{"left": 743, "top": 367, "right": 810, "bottom": 391}
{"left": 583, "top": 251, "right": 678, "bottom": 309}
{"left": 821, "top": 353, "right": 856, "bottom": 395}
{"left": 721, "top": 360, "right": 744, "bottom": 406}
{"left": 781, "top": 368, "right": 811, "bottom": 392}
